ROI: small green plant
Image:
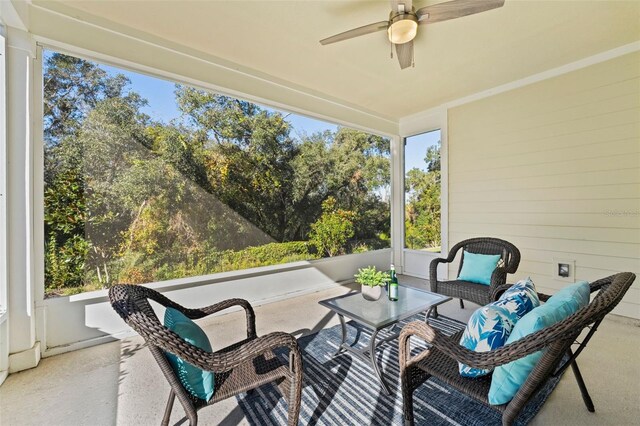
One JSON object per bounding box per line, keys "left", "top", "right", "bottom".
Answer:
{"left": 354, "top": 265, "right": 390, "bottom": 287}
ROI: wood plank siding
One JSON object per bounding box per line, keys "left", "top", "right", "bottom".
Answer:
{"left": 447, "top": 52, "right": 640, "bottom": 318}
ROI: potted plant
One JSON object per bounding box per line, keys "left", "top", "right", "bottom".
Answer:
{"left": 354, "top": 266, "right": 390, "bottom": 301}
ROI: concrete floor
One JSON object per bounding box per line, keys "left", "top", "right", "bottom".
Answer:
{"left": 1, "top": 278, "right": 639, "bottom": 426}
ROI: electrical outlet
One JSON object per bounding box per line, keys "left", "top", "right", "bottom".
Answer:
{"left": 552, "top": 258, "right": 575, "bottom": 282}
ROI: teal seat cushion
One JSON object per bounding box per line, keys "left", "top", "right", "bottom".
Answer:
{"left": 459, "top": 303, "right": 515, "bottom": 377}
{"left": 164, "top": 307, "right": 215, "bottom": 401}
{"left": 457, "top": 251, "right": 502, "bottom": 285}
{"left": 488, "top": 281, "right": 590, "bottom": 405}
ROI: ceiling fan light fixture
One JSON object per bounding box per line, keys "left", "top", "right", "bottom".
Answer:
{"left": 387, "top": 14, "right": 418, "bottom": 44}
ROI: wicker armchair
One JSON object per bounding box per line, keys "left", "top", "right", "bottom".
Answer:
{"left": 109, "top": 285, "right": 303, "bottom": 426}
{"left": 400, "top": 272, "right": 636, "bottom": 426}
{"left": 430, "top": 237, "right": 521, "bottom": 315}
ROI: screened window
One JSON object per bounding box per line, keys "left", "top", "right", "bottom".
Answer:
{"left": 42, "top": 49, "right": 390, "bottom": 297}
{"left": 404, "top": 130, "right": 441, "bottom": 252}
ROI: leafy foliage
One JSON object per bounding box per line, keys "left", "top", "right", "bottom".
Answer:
{"left": 405, "top": 141, "right": 441, "bottom": 250}
{"left": 216, "top": 241, "right": 317, "bottom": 271}
{"left": 45, "top": 234, "right": 89, "bottom": 290}
{"left": 309, "top": 197, "right": 356, "bottom": 257}
{"left": 43, "top": 52, "right": 129, "bottom": 145}
{"left": 42, "top": 51, "right": 394, "bottom": 296}
{"left": 354, "top": 266, "right": 390, "bottom": 287}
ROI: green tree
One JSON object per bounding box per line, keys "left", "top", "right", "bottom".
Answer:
{"left": 309, "top": 197, "right": 356, "bottom": 257}
{"left": 43, "top": 168, "right": 89, "bottom": 290}
{"left": 43, "top": 52, "right": 129, "bottom": 145}
{"left": 43, "top": 51, "right": 133, "bottom": 291}
{"left": 176, "top": 86, "right": 300, "bottom": 243}
{"left": 292, "top": 128, "right": 391, "bottom": 243}
{"left": 405, "top": 142, "right": 441, "bottom": 249}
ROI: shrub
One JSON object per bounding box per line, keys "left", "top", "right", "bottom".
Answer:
{"left": 218, "top": 241, "right": 316, "bottom": 271}
{"left": 45, "top": 234, "right": 89, "bottom": 290}
{"left": 309, "top": 197, "right": 356, "bottom": 257}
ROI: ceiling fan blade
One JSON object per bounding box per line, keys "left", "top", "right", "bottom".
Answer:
{"left": 390, "top": 0, "right": 413, "bottom": 13}
{"left": 416, "top": 0, "right": 504, "bottom": 24}
{"left": 320, "top": 21, "right": 389, "bottom": 45}
{"left": 395, "top": 41, "right": 414, "bottom": 70}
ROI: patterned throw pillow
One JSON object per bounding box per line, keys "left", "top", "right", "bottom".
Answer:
{"left": 494, "top": 277, "right": 541, "bottom": 323}
{"left": 458, "top": 304, "right": 516, "bottom": 377}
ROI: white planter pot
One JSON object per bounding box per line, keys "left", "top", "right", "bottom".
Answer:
{"left": 361, "top": 285, "right": 383, "bottom": 301}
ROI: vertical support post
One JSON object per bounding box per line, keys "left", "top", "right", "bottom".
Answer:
{"left": 390, "top": 135, "right": 405, "bottom": 272}
{"left": 0, "top": 24, "right": 9, "bottom": 385}
{"left": 6, "top": 27, "right": 40, "bottom": 372}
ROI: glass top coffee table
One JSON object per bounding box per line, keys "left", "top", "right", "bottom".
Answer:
{"left": 318, "top": 286, "right": 450, "bottom": 394}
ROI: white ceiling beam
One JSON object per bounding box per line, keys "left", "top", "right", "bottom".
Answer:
{"left": 0, "top": 0, "right": 29, "bottom": 31}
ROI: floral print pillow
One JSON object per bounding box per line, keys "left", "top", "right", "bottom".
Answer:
{"left": 459, "top": 304, "right": 515, "bottom": 377}
{"left": 458, "top": 277, "right": 540, "bottom": 378}
{"left": 496, "top": 277, "right": 540, "bottom": 321}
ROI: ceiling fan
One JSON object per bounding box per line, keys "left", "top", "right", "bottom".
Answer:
{"left": 320, "top": 0, "right": 505, "bottom": 69}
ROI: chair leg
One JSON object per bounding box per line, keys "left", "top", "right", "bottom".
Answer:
{"left": 571, "top": 360, "right": 595, "bottom": 412}
{"left": 283, "top": 350, "right": 303, "bottom": 426}
{"left": 286, "top": 375, "right": 302, "bottom": 426}
{"left": 459, "top": 299, "right": 465, "bottom": 309}
{"left": 401, "top": 366, "right": 430, "bottom": 426}
{"left": 187, "top": 413, "right": 198, "bottom": 426}
{"left": 161, "top": 390, "right": 176, "bottom": 426}
{"left": 401, "top": 370, "right": 415, "bottom": 426}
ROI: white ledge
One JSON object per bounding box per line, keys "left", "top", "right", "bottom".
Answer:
{"left": 39, "top": 248, "right": 392, "bottom": 306}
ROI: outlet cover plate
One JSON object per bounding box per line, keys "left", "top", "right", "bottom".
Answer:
{"left": 553, "top": 258, "right": 576, "bottom": 283}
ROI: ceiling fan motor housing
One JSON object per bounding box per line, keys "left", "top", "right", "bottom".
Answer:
{"left": 387, "top": 10, "right": 419, "bottom": 44}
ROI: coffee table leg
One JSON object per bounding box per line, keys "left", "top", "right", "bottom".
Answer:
{"left": 368, "top": 329, "right": 392, "bottom": 395}
{"left": 425, "top": 306, "right": 436, "bottom": 323}
{"left": 330, "top": 317, "right": 392, "bottom": 395}
{"left": 332, "top": 314, "right": 348, "bottom": 357}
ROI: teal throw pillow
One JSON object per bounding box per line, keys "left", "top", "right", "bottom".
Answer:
{"left": 164, "top": 307, "right": 215, "bottom": 401}
{"left": 459, "top": 303, "right": 516, "bottom": 377}
{"left": 457, "top": 251, "right": 502, "bottom": 285}
{"left": 494, "top": 277, "right": 541, "bottom": 322}
{"left": 488, "top": 281, "right": 590, "bottom": 405}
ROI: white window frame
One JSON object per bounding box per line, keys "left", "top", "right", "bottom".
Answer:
{"left": 397, "top": 109, "right": 448, "bottom": 279}
{"left": 0, "top": 27, "right": 7, "bottom": 320}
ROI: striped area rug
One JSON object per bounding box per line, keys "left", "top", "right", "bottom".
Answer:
{"left": 236, "top": 315, "right": 562, "bottom": 425}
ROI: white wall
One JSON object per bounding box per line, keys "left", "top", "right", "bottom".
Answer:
{"left": 446, "top": 52, "right": 640, "bottom": 318}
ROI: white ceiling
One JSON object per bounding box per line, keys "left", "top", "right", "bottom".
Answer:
{"left": 31, "top": 0, "right": 640, "bottom": 120}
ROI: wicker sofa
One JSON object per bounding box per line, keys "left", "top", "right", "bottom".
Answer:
{"left": 109, "top": 284, "right": 303, "bottom": 426}
{"left": 400, "top": 272, "right": 636, "bottom": 426}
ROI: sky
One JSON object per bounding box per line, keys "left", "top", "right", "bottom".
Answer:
{"left": 405, "top": 129, "right": 440, "bottom": 172}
